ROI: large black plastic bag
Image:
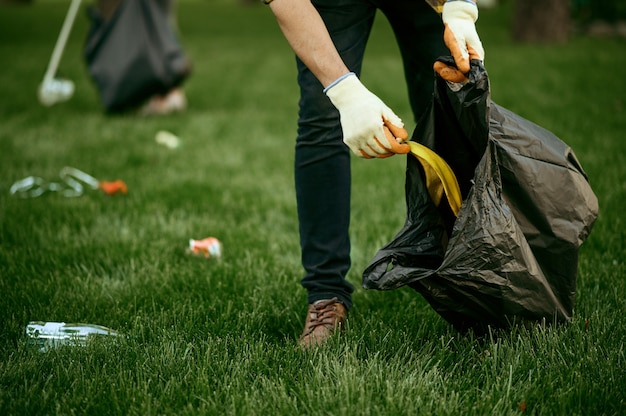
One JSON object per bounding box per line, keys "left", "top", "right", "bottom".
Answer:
{"left": 84, "top": 0, "right": 191, "bottom": 113}
{"left": 363, "top": 59, "right": 598, "bottom": 333}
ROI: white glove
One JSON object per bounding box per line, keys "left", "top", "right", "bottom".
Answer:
{"left": 325, "top": 73, "right": 406, "bottom": 158}
{"left": 442, "top": 1, "right": 485, "bottom": 73}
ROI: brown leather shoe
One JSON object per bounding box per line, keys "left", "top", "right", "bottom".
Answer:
{"left": 298, "top": 298, "right": 347, "bottom": 348}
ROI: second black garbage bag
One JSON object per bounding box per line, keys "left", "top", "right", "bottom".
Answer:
{"left": 362, "top": 58, "right": 599, "bottom": 333}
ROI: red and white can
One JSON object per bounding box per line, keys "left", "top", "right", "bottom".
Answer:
{"left": 189, "top": 237, "right": 222, "bottom": 258}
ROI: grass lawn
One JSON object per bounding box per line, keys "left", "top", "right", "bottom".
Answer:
{"left": 0, "top": 1, "right": 624, "bottom": 414}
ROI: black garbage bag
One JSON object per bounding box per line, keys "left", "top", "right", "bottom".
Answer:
{"left": 362, "top": 58, "right": 598, "bottom": 333}
{"left": 84, "top": 0, "right": 191, "bottom": 113}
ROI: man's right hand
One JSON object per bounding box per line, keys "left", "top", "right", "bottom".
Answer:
{"left": 325, "top": 73, "right": 409, "bottom": 158}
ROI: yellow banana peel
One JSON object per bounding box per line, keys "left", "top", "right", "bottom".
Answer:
{"left": 409, "top": 141, "right": 462, "bottom": 216}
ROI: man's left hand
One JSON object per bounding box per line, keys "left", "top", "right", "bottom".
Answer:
{"left": 441, "top": 1, "right": 484, "bottom": 75}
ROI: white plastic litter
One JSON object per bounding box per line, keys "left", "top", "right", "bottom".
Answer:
{"left": 155, "top": 130, "right": 181, "bottom": 149}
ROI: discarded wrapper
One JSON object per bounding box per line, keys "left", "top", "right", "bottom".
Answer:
{"left": 189, "top": 237, "right": 222, "bottom": 258}
{"left": 155, "top": 130, "right": 180, "bottom": 149}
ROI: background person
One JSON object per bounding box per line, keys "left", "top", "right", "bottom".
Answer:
{"left": 86, "top": 0, "right": 190, "bottom": 115}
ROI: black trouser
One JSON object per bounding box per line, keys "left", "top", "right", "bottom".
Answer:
{"left": 295, "top": 0, "right": 447, "bottom": 309}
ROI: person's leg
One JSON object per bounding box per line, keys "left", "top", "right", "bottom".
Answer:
{"left": 295, "top": 0, "right": 377, "bottom": 312}
{"left": 138, "top": 0, "right": 189, "bottom": 116}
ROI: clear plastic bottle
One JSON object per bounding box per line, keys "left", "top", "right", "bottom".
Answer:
{"left": 26, "top": 321, "right": 119, "bottom": 352}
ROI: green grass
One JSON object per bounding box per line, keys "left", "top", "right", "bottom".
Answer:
{"left": 1, "top": 1, "right": 625, "bottom": 415}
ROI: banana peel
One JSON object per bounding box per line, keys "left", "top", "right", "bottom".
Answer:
{"left": 409, "top": 141, "right": 462, "bottom": 216}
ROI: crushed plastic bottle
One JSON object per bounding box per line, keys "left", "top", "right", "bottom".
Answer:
{"left": 26, "top": 321, "right": 120, "bottom": 352}
{"left": 9, "top": 167, "right": 127, "bottom": 198}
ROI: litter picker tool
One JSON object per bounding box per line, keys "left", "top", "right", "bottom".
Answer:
{"left": 38, "top": 0, "right": 82, "bottom": 106}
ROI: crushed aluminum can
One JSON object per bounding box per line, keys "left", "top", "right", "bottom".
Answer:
{"left": 26, "top": 321, "right": 120, "bottom": 352}
{"left": 189, "top": 237, "right": 222, "bottom": 258}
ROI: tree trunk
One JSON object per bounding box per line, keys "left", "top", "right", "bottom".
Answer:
{"left": 512, "top": 0, "right": 571, "bottom": 43}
